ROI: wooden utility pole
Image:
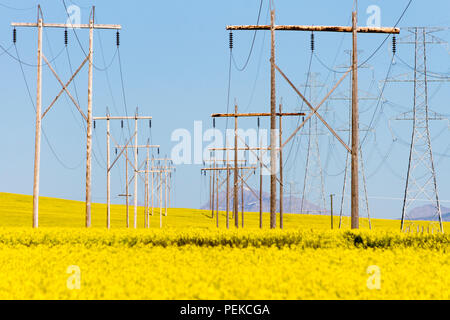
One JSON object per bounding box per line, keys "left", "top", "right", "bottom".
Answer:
{"left": 133, "top": 115, "right": 138, "bottom": 228}
{"left": 226, "top": 8, "right": 399, "bottom": 229}
{"left": 269, "top": 10, "right": 277, "bottom": 229}
{"left": 330, "top": 194, "right": 334, "bottom": 229}
{"left": 86, "top": 10, "right": 94, "bottom": 227}
{"left": 216, "top": 163, "right": 219, "bottom": 228}
{"left": 13, "top": 6, "right": 121, "bottom": 228}
{"left": 350, "top": 12, "right": 359, "bottom": 229}
{"left": 209, "top": 169, "right": 212, "bottom": 212}
{"left": 234, "top": 104, "right": 239, "bottom": 227}
{"left": 241, "top": 167, "right": 244, "bottom": 228}
{"left": 226, "top": 151, "right": 230, "bottom": 229}
{"left": 151, "top": 157, "right": 154, "bottom": 217}
{"left": 278, "top": 101, "right": 283, "bottom": 229}
{"left": 259, "top": 140, "right": 263, "bottom": 229}
{"left": 164, "top": 158, "right": 168, "bottom": 217}
{"left": 33, "top": 17, "right": 43, "bottom": 228}
{"left": 145, "top": 148, "right": 149, "bottom": 228}
{"left": 106, "top": 114, "right": 111, "bottom": 228}
{"left": 212, "top": 157, "right": 216, "bottom": 219}
{"left": 159, "top": 169, "right": 163, "bottom": 228}
{"left": 125, "top": 147, "right": 129, "bottom": 227}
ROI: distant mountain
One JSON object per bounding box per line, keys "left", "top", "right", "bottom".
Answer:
{"left": 201, "top": 187, "right": 328, "bottom": 214}
{"left": 407, "top": 204, "right": 450, "bottom": 222}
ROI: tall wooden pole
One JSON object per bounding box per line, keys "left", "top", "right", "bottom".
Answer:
{"left": 216, "top": 167, "right": 219, "bottom": 228}
{"left": 145, "top": 149, "right": 149, "bottom": 228}
{"left": 165, "top": 158, "right": 168, "bottom": 217}
{"left": 32, "top": 18, "right": 43, "bottom": 229}
{"left": 234, "top": 104, "right": 239, "bottom": 228}
{"left": 330, "top": 194, "right": 334, "bottom": 229}
{"left": 133, "top": 115, "right": 138, "bottom": 228}
{"left": 159, "top": 171, "right": 163, "bottom": 228}
{"left": 241, "top": 168, "right": 244, "bottom": 228}
{"left": 151, "top": 157, "right": 154, "bottom": 217}
{"left": 269, "top": 10, "right": 277, "bottom": 229}
{"left": 226, "top": 152, "right": 230, "bottom": 229}
{"left": 85, "top": 14, "right": 94, "bottom": 228}
{"left": 106, "top": 116, "right": 110, "bottom": 229}
{"left": 125, "top": 147, "right": 129, "bottom": 227}
{"left": 167, "top": 167, "right": 170, "bottom": 210}
{"left": 279, "top": 101, "right": 283, "bottom": 229}
{"left": 209, "top": 172, "right": 212, "bottom": 212}
{"left": 351, "top": 11, "right": 360, "bottom": 229}
{"left": 259, "top": 148, "right": 263, "bottom": 229}
{"left": 212, "top": 158, "right": 215, "bottom": 218}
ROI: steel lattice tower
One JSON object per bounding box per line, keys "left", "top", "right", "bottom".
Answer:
{"left": 300, "top": 73, "right": 327, "bottom": 215}
{"left": 389, "top": 28, "right": 446, "bottom": 232}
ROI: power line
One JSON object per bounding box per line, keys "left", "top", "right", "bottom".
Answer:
{"left": 117, "top": 48, "right": 132, "bottom": 138}
{"left": 231, "top": 0, "right": 264, "bottom": 72}
{"left": 358, "top": 0, "right": 413, "bottom": 67}
{"left": 360, "top": 54, "right": 395, "bottom": 146}
{"left": 61, "top": 0, "right": 117, "bottom": 72}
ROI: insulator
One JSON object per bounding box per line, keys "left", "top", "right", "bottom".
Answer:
{"left": 229, "top": 31, "right": 233, "bottom": 50}
{"left": 115, "top": 148, "right": 117, "bottom": 155}
{"left": 94, "top": 120, "right": 96, "bottom": 129}
{"left": 157, "top": 148, "right": 160, "bottom": 155}
{"left": 213, "top": 118, "right": 216, "bottom": 128}
{"left": 310, "top": 33, "right": 315, "bottom": 52}
{"left": 137, "top": 149, "right": 139, "bottom": 155}
{"left": 64, "top": 29, "right": 68, "bottom": 46}
{"left": 121, "top": 120, "right": 124, "bottom": 128}
{"left": 149, "top": 119, "right": 152, "bottom": 128}
{"left": 13, "top": 28, "right": 16, "bottom": 44}
{"left": 116, "top": 31, "right": 120, "bottom": 47}
{"left": 302, "top": 116, "right": 305, "bottom": 122}
{"left": 257, "top": 117, "right": 260, "bottom": 128}
{"left": 392, "top": 36, "right": 397, "bottom": 55}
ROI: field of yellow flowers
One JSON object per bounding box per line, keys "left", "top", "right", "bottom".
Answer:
{"left": 0, "top": 193, "right": 448, "bottom": 299}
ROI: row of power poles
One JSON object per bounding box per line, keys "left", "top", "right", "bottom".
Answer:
{"left": 14, "top": 5, "right": 176, "bottom": 228}
{"left": 208, "top": 104, "right": 305, "bottom": 228}
{"left": 94, "top": 113, "right": 174, "bottom": 229}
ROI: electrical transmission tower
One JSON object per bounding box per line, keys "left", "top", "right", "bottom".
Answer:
{"left": 387, "top": 28, "right": 450, "bottom": 233}
{"left": 299, "top": 73, "right": 327, "bottom": 215}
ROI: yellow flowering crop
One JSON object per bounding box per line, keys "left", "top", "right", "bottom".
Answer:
{"left": 0, "top": 228, "right": 448, "bottom": 300}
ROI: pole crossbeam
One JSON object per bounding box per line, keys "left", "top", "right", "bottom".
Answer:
{"left": 211, "top": 112, "right": 305, "bottom": 117}
{"left": 11, "top": 22, "right": 121, "bottom": 30}
{"left": 226, "top": 25, "right": 399, "bottom": 34}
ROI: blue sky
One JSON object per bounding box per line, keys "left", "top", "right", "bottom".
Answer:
{"left": 0, "top": 0, "right": 450, "bottom": 220}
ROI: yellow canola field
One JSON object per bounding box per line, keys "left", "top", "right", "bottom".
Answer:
{"left": 0, "top": 228, "right": 448, "bottom": 300}
{"left": 0, "top": 193, "right": 449, "bottom": 299}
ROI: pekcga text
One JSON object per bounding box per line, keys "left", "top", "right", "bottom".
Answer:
{"left": 225, "top": 305, "right": 270, "bottom": 315}
{"left": 179, "top": 304, "right": 270, "bottom": 317}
